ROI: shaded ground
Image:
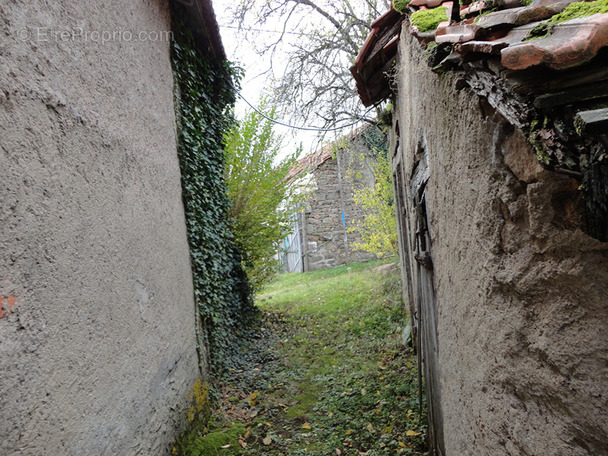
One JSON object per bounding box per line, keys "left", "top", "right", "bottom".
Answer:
{"left": 175, "top": 260, "right": 428, "bottom": 456}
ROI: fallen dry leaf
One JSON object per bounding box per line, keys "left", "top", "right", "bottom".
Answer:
{"left": 238, "top": 439, "right": 247, "bottom": 448}
{"left": 336, "top": 449, "right": 342, "bottom": 455}
{"left": 262, "top": 435, "right": 272, "bottom": 445}
{"left": 220, "top": 444, "right": 231, "bottom": 449}
{"left": 302, "top": 422, "right": 312, "bottom": 430}
{"left": 406, "top": 430, "right": 421, "bottom": 437}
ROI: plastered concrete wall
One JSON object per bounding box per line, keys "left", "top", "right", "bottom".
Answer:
{"left": 305, "top": 137, "right": 377, "bottom": 270}
{"left": 0, "top": 1, "right": 201, "bottom": 454}
{"left": 393, "top": 32, "right": 608, "bottom": 455}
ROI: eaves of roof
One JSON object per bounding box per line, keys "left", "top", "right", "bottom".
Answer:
{"left": 173, "top": 0, "right": 226, "bottom": 61}
{"left": 353, "top": 0, "right": 608, "bottom": 108}
{"left": 351, "top": 0, "right": 608, "bottom": 241}
{"left": 351, "top": 9, "right": 405, "bottom": 107}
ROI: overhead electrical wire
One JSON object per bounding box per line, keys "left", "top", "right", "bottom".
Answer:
{"left": 218, "top": 23, "right": 375, "bottom": 132}
{"left": 219, "top": 24, "right": 312, "bottom": 36}
{"left": 232, "top": 84, "right": 375, "bottom": 132}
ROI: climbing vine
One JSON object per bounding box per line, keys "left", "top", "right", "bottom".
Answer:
{"left": 361, "top": 124, "right": 389, "bottom": 156}
{"left": 170, "top": 9, "right": 257, "bottom": 375}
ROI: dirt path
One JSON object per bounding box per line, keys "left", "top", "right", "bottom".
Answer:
{"left": 174, "top": 262, "right": 428, "bottom": 456}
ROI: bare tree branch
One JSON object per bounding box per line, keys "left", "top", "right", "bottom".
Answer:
{"left": 232, "top": 0, "right": 386, "bottom": 131}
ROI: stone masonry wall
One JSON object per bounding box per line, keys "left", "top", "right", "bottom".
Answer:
{"left": 393, "top": 32, "right": 608, "bottom": 456}
{"left": 304, "top": 134, "right": 378, "bottom": 271}
{"left": 0, "top": 1, "right": 201, "bottom": 454}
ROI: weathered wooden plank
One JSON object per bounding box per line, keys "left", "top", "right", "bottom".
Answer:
{"left": 534, "top": 80, "right": 608, "bottom": 109}
{"left": 465, "top": 70, "right": 533, "bottom": 128}
{"left": 575, "top": 108, "right": 608, "bottom": 136}
{"left": 501, "top": 62, "right": 608, "bottom": 96}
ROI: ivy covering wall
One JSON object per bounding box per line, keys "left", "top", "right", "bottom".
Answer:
{"left": 170, "top": 9, "right": 256, "bottom": 375}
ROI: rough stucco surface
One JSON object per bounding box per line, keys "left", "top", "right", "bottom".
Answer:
{"left": 305, "top": 137, "right": 377, "bottom": 271}
{"left": 393, "top": 32, "right": 608, "bottom": 456}
{"left": 0, "top": 1, "right": 200, "bottom": 454}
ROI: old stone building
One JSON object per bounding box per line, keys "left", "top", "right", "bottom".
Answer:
{"left": 353, "top": 2, "right": 608, "bottom": 455}
{"left": 284, "top": 126, "right": 384, "bottom": 272}
{"left": 0, "top": 0, "right": 231, "bottom": 454}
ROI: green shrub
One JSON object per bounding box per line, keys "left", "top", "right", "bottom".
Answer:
{"left": 224, "top": 101, "right": 299, "bottom": 290}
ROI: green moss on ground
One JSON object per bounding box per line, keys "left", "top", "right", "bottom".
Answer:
{"left": 525, "top": 0, "right": 608, "bottom": 41}
{"left": 178, "top": 423, "right": 247, "bottom": 456}
{"left": 411, "top": 6, "right": 448, "bottom": 32}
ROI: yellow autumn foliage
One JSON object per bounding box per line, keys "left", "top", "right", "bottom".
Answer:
{"left": 349, "top": 152, "right": 398, "bottom": 257}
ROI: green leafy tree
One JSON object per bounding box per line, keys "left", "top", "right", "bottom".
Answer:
{"left": 224, "top": 102, "right": 299, "bottom": 289}
{"left": 349, "top": 149, "right": 398, "bottom": 257}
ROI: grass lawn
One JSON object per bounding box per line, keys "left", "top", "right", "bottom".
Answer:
{"left": 174, "top": 259, "right": 428, "bottom": 456}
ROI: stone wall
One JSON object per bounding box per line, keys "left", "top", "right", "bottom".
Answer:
{"left": 0, "top": 1, "right": 201, "bottom": 454}
{"left": 393, "top": 32, "right": 608, "bottom": 456}
{"left": 303, "top": 132, "right": 379, "bottom": 271}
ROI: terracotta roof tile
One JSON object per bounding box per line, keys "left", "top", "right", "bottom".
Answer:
{"left": 353, "top": 1, "right": 608, "bottom": 105}
{"left": 410, "top": 0, "right": 445, "bottom": 8}
{"left": 460, "top": 0, "right": 521, "bottom": 17}
{"left": 476, "top": 2, "right": 578, "bottom": 29}
{"left": 351, "top": 7, "right": 405, "bottom": 107}
{"left": 454, "top": 39, "right": 509, "bottom": 55}
{"left": 460, "top": 1, "right": 486, "bottom": 17}
{"left": 437, "top": 1, "right": 455, "bottom": 31}
{"left": 435, "top": 23, "right": 483, "bottom": 43}
{"left": 501, "top": 13, "right": 608, "bottom": 70}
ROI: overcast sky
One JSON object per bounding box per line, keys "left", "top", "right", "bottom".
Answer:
{"left": 212, "top": 0, "right": 322, "bottom": 158}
